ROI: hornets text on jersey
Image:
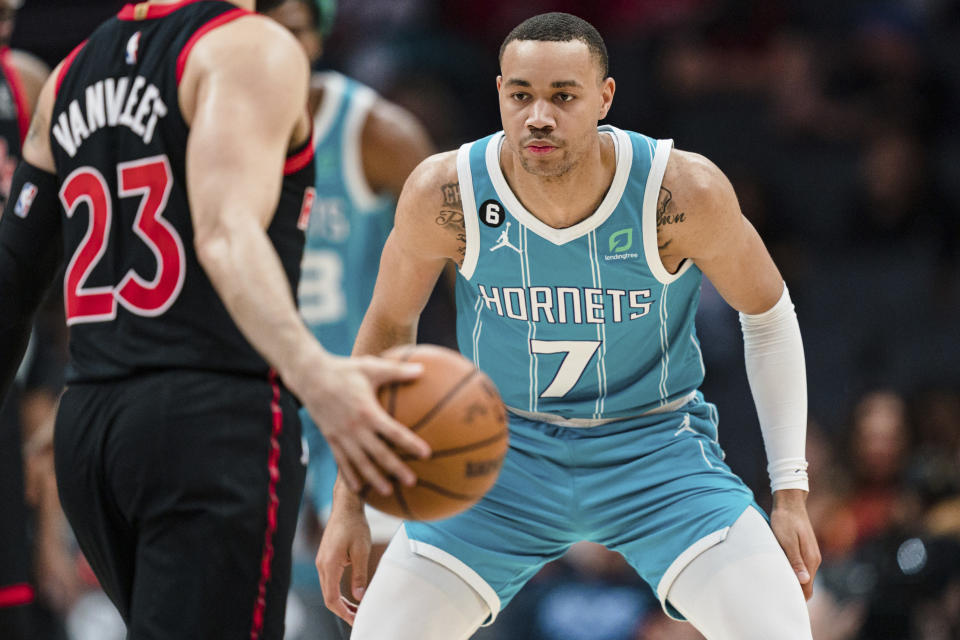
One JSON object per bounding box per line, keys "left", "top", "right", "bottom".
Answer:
{"left": 455, "top": 126, "right": 705, "bottom": 420}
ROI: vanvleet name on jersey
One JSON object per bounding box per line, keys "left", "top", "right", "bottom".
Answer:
{"left": 476, "top": 283, "right": 655, "bottom": 324}
{"left": 53, "top": 76, "right": 168, "bottom": 157}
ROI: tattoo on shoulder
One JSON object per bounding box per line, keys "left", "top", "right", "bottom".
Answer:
{"left": 25, "top": 111, "right": 46, "bottom": 146}
{"left": 656, "top": 187, "right": 686, "bottom": 228}
{"left": 435, "top": 182, "right": 466, "bottom": 261}
{"left": 441, "top": 183, "right": 460, "bottom": 208}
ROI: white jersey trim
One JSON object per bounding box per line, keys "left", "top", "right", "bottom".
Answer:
{"left": 342, "top": 83, "right": 380, "bottom": 211}
{"left": 457, "top": 141, "right": 481, "bottom": 280}
{"left": 642, "top": 139, "right": 694, "bottom": 284}
{"left": 485, "top": 126, "right": 633, "bottom": 246}
{"left": 406, "top": 527, "right": 503, "bottom": 626}
{"left": 311, "top": 71, "right": 346, "bottom": 146}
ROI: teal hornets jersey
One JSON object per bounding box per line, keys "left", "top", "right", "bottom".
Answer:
{"left": 455, "top": 126, "right": 705, "bottom": 419}
{"left": 298, "top": 72, "right": 394, "bottom": 355}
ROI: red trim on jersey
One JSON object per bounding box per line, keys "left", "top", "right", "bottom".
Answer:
{"left": 118, "top": 0, "right": 207, "bottom": 21}
{"left": 0, "top": 583, "right": 35, "bottom": 608}
{"left": 250, "top": 370, "right": 284, "bottom": 640}
{"left": 175, "top": 8, "right": 248, "bottom": 85}
{"left": 284, "top": 134, "right": 315, "bottom": 176}
{"left": 0, "top": 48, "right": 30, "bottom": 145}
{"left": 55, "top": 40, "right": 88, "bottom": 98}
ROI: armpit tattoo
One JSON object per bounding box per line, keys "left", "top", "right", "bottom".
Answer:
{"left": 656, "top": 187, "right": 686, "bottom": 228}
{"left": 436, "top": 182, "right": 466, "bottom": 261}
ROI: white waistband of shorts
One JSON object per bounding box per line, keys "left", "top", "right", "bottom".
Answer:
{"left": 505, "top": 391, "right": 698, "bottom": 428}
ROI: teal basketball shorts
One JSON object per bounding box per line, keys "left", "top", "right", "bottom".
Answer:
{"left": 403, "top": 393, "right": 760, "bottom": 622}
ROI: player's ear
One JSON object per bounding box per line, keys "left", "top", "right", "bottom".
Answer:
{"left": 496, "top": 75, "right": 503, "bottom": 92}
{"left": 599, "top": 77, "right": 615, "bottom": 120}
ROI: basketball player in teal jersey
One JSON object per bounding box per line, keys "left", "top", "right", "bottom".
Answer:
{"left": 318, "top": 12, "right": 820, "bottom": 640}
{"left": 263, "top": 0, "right": 433, "bottom": 563}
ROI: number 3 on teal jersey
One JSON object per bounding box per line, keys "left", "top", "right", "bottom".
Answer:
{"left": 298, "top": 248, "right": 346, "bottom": 324}
{"left": 530, "top": 339, "right": 601, "bottom": 398}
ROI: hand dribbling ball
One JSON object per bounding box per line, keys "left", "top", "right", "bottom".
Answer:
{"left": 363, "top": 344, "right": 509, "bottom": 521}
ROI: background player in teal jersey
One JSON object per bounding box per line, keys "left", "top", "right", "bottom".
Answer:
{"left": 262, "top": 2, "right": 435, "bottom": 635}
{"left": 319, "top": 11, "right": 821, "bottom": 640}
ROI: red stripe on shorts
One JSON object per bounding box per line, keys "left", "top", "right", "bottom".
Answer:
{"left": 0, "top": 583, "right": 35, "bottom": 608}
{"left": 250, "top": 369, "right": 284, "bottom": 640}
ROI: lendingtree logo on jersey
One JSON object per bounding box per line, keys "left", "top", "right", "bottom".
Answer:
{"left": 605, "top": 227, "right": 639, "bottom": 261}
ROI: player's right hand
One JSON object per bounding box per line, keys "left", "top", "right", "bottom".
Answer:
{"left": 317, "top": 489, "right": 371, "bottom": 624}
{"left": 297, "top": 353, "right": 431, "bottom": 495}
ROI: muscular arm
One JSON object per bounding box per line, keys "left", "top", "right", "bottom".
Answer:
{"left": 181, "top": 16, "right": 321, "bottom": 387}
{"left": 183, "top": 17, "right": 429, "bottom": 492}
{"left": 351, "top": 150, "right": 463, "bottom": 358}
{"left": 658, "top": 149, "right": 783, "bottom": 313}
{"left": 661, "top": 149, "right": 820, "bottom": 598}
{"left": 332, "top": 151, "right": 461, "bottom": 507}
{"left": 323, "top": 150, "right": 462, "bottom": 617}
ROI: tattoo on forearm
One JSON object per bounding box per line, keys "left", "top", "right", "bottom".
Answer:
{"left": 436, "top": 182, "right": 466, "bottom": 262}
{"left": 656, "top": 187, "right": 686, "bottom": 228}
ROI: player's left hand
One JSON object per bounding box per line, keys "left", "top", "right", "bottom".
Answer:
{"left": 770, "top": 488, "right": 821, "bottom": 600}
{"left": 316, "top": 481, "right": 371, "bottom": 625}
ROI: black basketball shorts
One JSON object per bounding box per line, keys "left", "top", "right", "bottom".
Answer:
{"left": 54, "top": 369, "right": 306, "bottom": 640}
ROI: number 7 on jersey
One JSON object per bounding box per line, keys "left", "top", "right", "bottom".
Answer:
{"left": 530, "top": 339, "right": 601, "bottom": 398}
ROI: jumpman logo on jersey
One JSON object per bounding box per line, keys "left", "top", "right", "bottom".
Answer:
{"left": 673, "top": 414, "right": 694, "bottom": 436}
{"left": 489, "top": 221, "right": 521, "bottom": 254}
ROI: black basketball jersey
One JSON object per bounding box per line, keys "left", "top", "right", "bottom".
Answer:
{"left": 51, "top": 0, "right": 316, "bottom": 382}
{"left": 0, "top": 46, "right": 28, "bottom": 210}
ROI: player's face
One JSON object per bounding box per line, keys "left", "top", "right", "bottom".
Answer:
{"left": 498, "top": 40, "right": 614, "bottom": 178}
{"left": 264, "top": 0, "right": 322, "bottom": 64}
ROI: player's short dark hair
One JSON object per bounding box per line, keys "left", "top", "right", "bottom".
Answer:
{"left": 499, "top": 12, "right": 609, "bottom": 78}
{"left": 256, "top": 0, "right": 287, "bottom": 12}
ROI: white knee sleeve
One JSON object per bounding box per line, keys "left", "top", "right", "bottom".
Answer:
{"left": 666, "top": 507, "right": 812, "bottom": 640}
{"left": 351, "top": 526, "right": 490, "bottom": 640}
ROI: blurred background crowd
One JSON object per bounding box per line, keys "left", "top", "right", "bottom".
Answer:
{"left": 2, "top": 1, "right": 958, "bottom": 639}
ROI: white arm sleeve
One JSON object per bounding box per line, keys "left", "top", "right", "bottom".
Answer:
{"left": 739, "top": 286, "right": 809, "bottom": 492}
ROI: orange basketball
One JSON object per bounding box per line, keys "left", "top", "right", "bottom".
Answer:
{"left": 363, "top": 344, "right": 509, "bottom": 521}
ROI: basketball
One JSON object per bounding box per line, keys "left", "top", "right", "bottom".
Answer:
{"left": 362, "top": 344, "right": 509, "bottom": 521}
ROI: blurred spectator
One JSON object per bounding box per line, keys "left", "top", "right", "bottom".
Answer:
{"left": 491, "top": 542, "right": 658, "bottom": 640}
{"left": 818, "top": 391, "right": 915, "bottom": 559}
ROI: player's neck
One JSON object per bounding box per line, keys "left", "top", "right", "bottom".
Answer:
{"left": 500, "top": 132, "right": 616, "bottom": 229}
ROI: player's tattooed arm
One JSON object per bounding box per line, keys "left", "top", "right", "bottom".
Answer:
{"left": 435, "top": 182, "right": 466, "bottom": 264}
{"left": 655, "top": 186, "right": 686, "bottom": 251}
{"left": 25, "top": 111, "right": 45, "bottom": 148}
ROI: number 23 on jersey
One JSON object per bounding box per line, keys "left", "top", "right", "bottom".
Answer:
{"left": 61, "top": 155, "right": 185, "bottom": 325}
